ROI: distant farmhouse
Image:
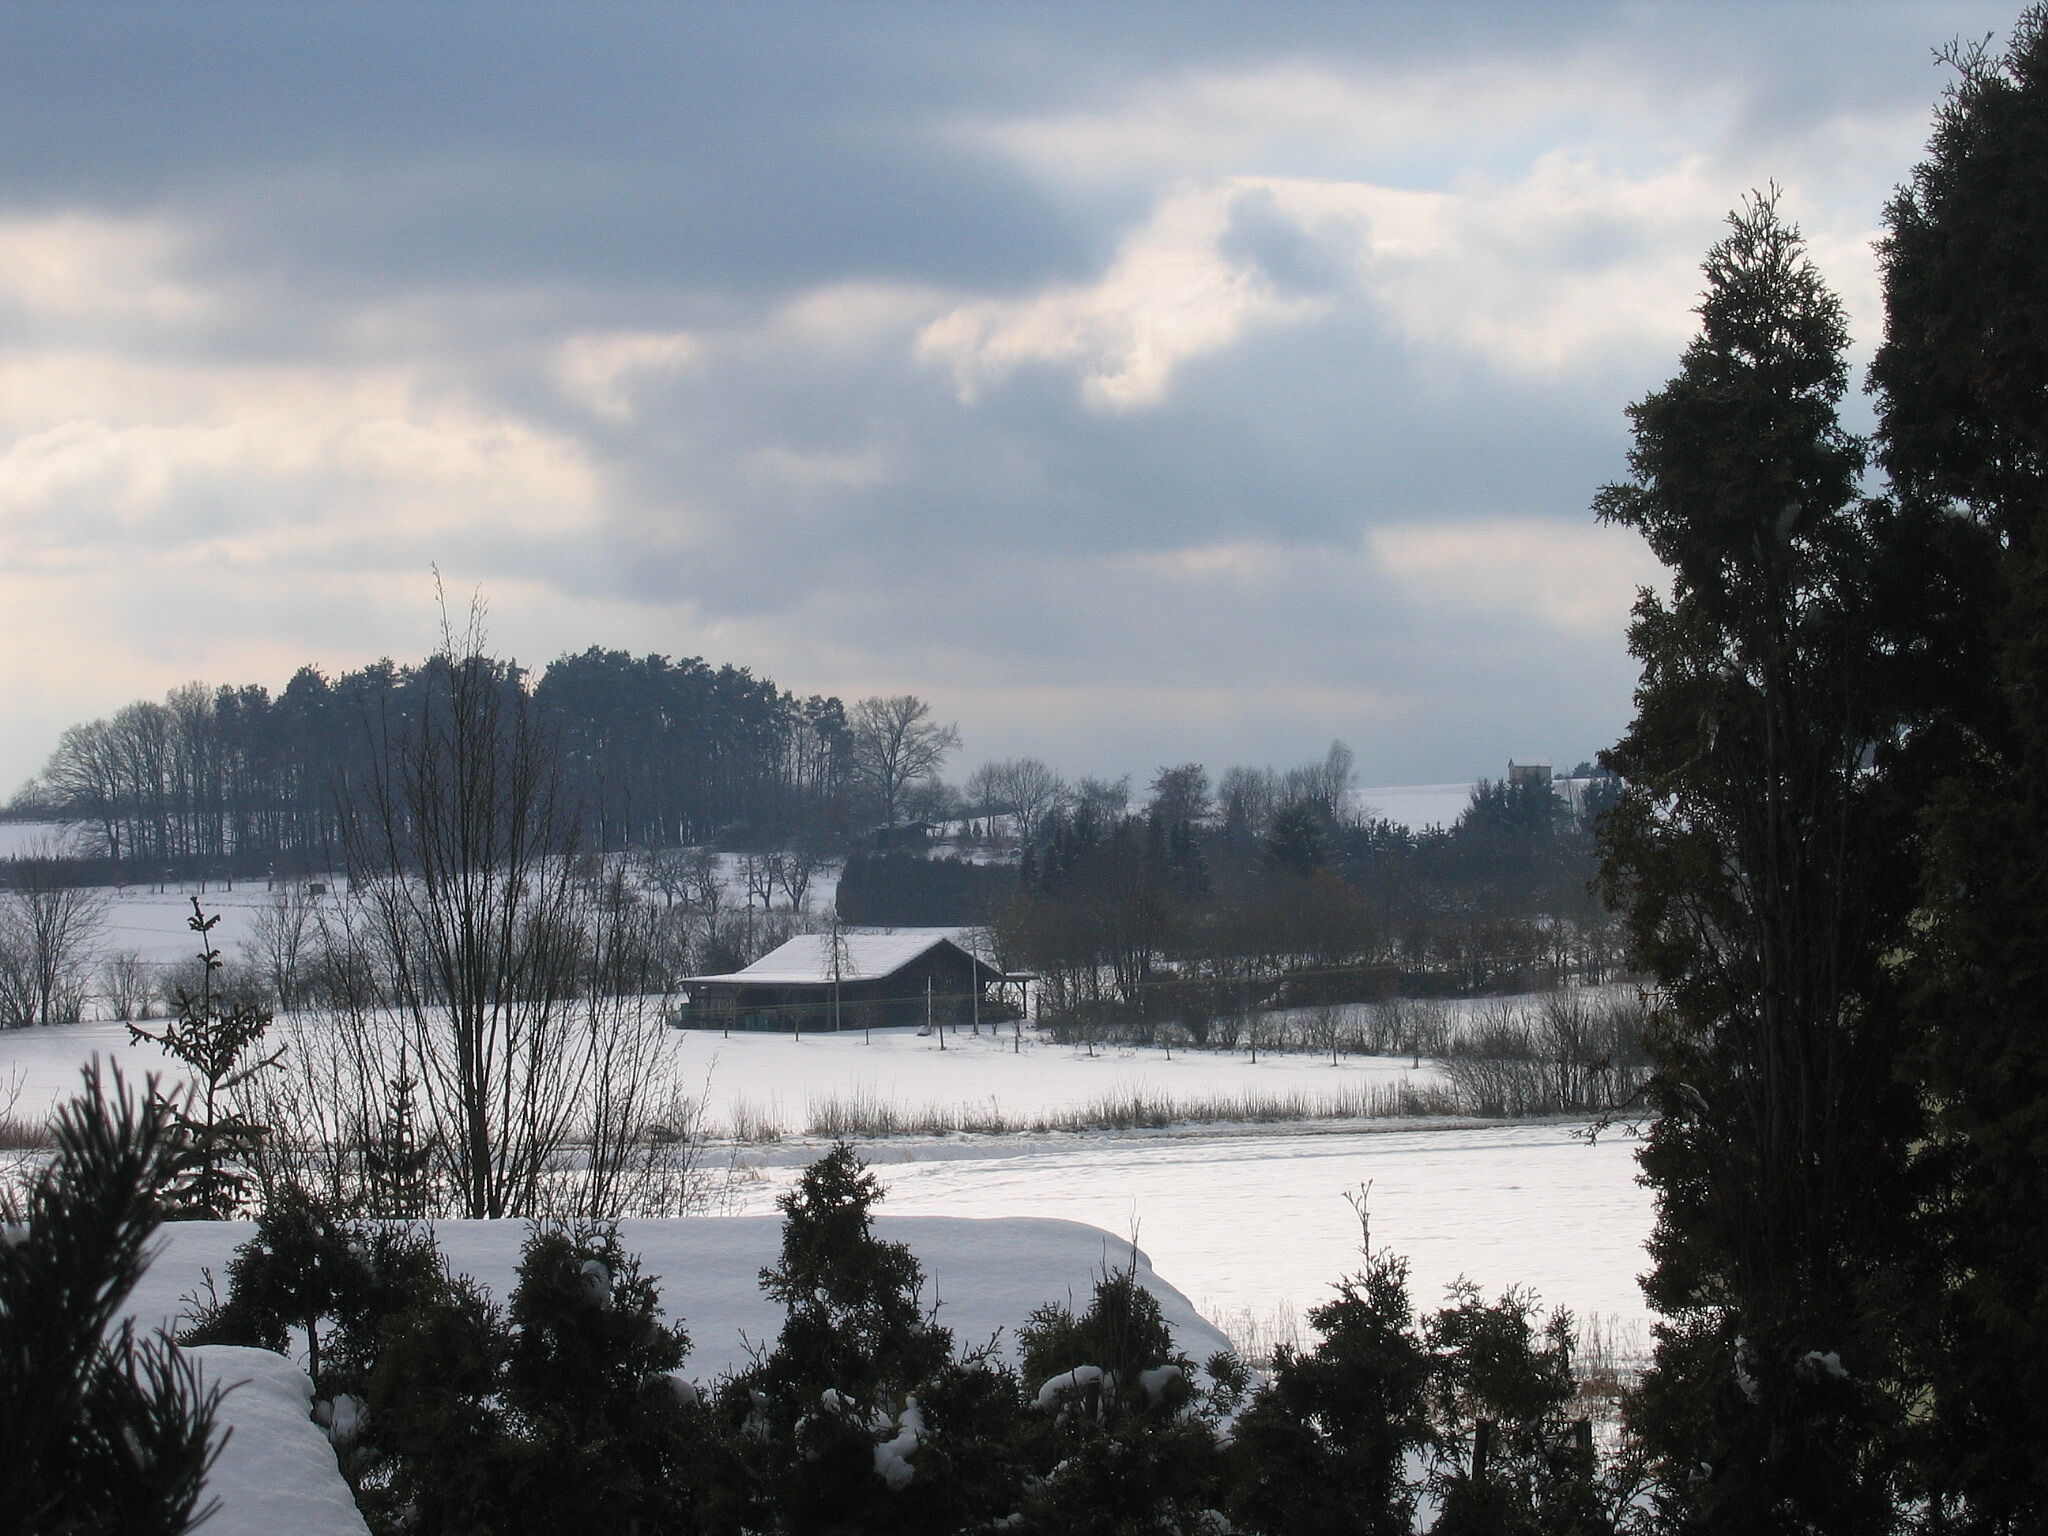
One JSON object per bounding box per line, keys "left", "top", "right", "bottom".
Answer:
{"left": 1506, "top": 760, "right": 1553, "bottom": 787}
{"left": 672, "top": 929, "right": 1031, "bottom": 1034}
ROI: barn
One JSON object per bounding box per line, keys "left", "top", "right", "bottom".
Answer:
{"left": 671, "top": 929, "right": 1031, "bottom": 1033}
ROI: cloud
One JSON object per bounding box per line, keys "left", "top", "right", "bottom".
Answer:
{"left": 0, "top": 2, "right": 2015, "bottom": 795}
{"left": 1370, "top": 518, "right": 1661, "bottom": 637}
{"left": 917, "top": 181, "right": 1328, "bottom": 410}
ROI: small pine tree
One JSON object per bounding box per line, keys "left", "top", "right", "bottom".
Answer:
{"left": 729, "top": 1143, "right": 1006, "bottom": 1534}
{"left": 1226, "top": 1246, "right": 1434, "bottom": 1536}
{"left": 1424, "top": 1284, "right": 1602, "bottom": 1536}
{"left": 497, "top": 1224, "right": 701, "bottom": 1535}
{"left": 1014, "top": 1258, "right": 1229, "bottom": 1535}
{"left": 0, "top": 1066, "right": 225, "bottom": 1536}
{"left": 128, "top": 898, "right": 280, "bottom": 1219}
{"left": 180, "top": 1185, "right": 375, "bottom": 1388}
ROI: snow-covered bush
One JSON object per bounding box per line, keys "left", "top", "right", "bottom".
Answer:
{"left": 1012, "top": 1261, "right": 1242, "bottom": 1535}
{"left": 719, "top": 1141, "right": 1025, "bottom": 1534}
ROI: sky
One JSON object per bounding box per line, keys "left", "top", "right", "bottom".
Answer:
{"left": 0, "top": 1, "right": 2018, "bottom": 796}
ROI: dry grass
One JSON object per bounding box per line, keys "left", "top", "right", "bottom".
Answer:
{"left": 0, "top": 1113, "right": 51, "bottom": 1151}
{"left": 787, "top": 1080, "right": 1466, "bottom": 1142}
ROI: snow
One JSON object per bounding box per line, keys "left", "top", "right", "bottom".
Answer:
{"left": 872, "top": 1397, "right": 924, "bottom": 1489}
{"left": 1033, "top": 1364, "right": 1105, "bottom": 1408}
{"left": 1, "top": 1020, "right": 198, "bottom": 1110}
{"left": 663, "top": 1024, "right": 1438, "bottom": 1136}
{"left": 9, "top": 1003, "right": 1656, "bottom": 1342}
{"left": 687, "top": 927, "right": 984, "bottom": 984}
{"left": 186, "top": 1344, "right": 369, "bottom": 1536}
{"left": 0, "top": 819, "right": 82, "bottom": 858}
{"left": 726, "top": 1122, "right": 1654, "bottom": 1339}
{"left": 3, "top": 1005, "right": 1454, "bottom": 1135}
{"left": 125, "top": 1215, "right": 1233, "bottom": 1381}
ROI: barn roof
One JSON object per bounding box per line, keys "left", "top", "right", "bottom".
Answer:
{"left": 684, "top": 929, "right": 1012, "bottom": 986}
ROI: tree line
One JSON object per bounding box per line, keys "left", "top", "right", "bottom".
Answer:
{"left": 985, "top": 755, "right": 1622, "bottom": 1029}
{"left": 12, "top": 647, "right": 862, "bottom": 876}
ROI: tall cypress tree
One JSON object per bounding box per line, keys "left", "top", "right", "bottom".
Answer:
{"left": 1872, "top": 10, "right": 2048, "bottom": 1527}
{"left": 1596, "top": 194, "right": 1940, "bottom": 1533}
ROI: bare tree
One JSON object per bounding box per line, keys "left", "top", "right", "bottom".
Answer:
{"left": 849, "top": 694, "right": 960, "bottom": 826}
{"left": 737, "top": 851, "right": 776, "bottom": 910}
{"left": 773, "top": 847, "right": 827, "bottom": 913}
{"left": 1071, "top": 774, "right": 1131, "bottom": 820}
{"left": 971, "top": 757, "right": 1068, "bottom": 844}
{"left": 0, "top": 850, "right": 107, "bottom": 1026}
{"left": 98, "top": 951, "right": 156, "bottom": 1023}
{"left": 240, "top": 881, "right": 322, "bottom": 1011}
{"left": 679, "top": 847, "right": 725, "bottom": 916}
{"left": 337, "top": 605, "right": 590, "bottom": 1220}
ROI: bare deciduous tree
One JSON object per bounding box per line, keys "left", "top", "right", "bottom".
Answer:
{"left": 336, "top": 609, "right": 591, "bottom": 1220}
{"left": 849, "top": 694, "right": 959, "bottom": 827}
{"left": 969, "top": 757, "right": 1068, "bottom": 844}
{"left": 98, "top": 951, "right": 156, "bottom": 1023}
{"left": 0, "top": 850, "right": 107, "bottom": 1027}
{"left": 240, "top": 881, "right": 323, "bottom": 1011}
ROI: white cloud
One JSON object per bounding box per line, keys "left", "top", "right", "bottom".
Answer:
{"left": 0, "top": 213, "right": 214, "bottom": 327}
{"left": 918, "top": 180, "right": 1323, "bottom": 411}
{"left": 1370, "top": 517, "right": 1659, "bottom": 637}
{"left": 557, "top": 330, "right": 702, "bottom": 417}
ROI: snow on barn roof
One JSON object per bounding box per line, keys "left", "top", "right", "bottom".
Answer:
{"left": 685, "top": 928, "right": 980, "bottom": 985}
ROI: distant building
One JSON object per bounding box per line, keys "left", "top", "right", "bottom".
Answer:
{"left": 1506, "top": 761, "right": 1553, "bottom": 787}
{"left": 671, "top": 928, "right": 1031, "bottom": 1033}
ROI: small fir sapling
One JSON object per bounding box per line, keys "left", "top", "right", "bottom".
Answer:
{"left": 731, "top": 1142, "right": 1024, "bottom": 1536}
{"left": 497, "top": 1224, "right": 702, "bottom": 1535}
{"left": 361, "top": 1058, "right": 435, "bottom": 1219}
{"left": 352, "top": 1266, "right": 514, "bottom": 1534}
{"left": 128, "top": 897, "right": 282, "bottom": 1218}
{"left": 179, "top": 1185, "right": 377, "bottom": 1390}
{"left": 1223, "top": 1245, "right": 1434, "bottom": 1536}
{"left": 0, "top": 1065, "right": 225, "bottom": 1536}
{"left": 1014, "top": 1257, "right": 1232, "bottom": 1536}
{"left": 1423, "top": 1283, "right": 1604, "bottom": 1536}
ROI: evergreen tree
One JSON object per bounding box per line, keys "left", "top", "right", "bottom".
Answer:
{"left": 726, "top": 1143, "right": 1013, "bottom": 1534}
{"left": 499, "top": 1225, "right": 702, "bottom": 1535}
{"left": 1872, "top": 10, "right": 2048, "bottom": 1527}
{"left": 1013, "top": 1260, "right": 1234, "bottom": 1535}
{"left": 0, "top": 1066, "right": 223, "bottom": 1536}
{"left": 1595, "top": 193, "right": 1939, "bottom": 1532}
{"left": 1226, "top": 1245, "right": 1432, "bottom": 1536}
{"left": 128, "top": 898, "right": 279, "bottom": 1219}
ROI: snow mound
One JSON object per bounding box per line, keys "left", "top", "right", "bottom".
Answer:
{"left": 127, "top": 1215, "right": 1232, "bottom": 1380}
{"left": 188, "top": 1345, "right": 368, "bottom": 1536}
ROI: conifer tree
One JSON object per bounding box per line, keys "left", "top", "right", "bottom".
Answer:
{"left": 1225, "top": 1246, "right": 1432, "bottom": 1536}
{"left": 725, "top": 1144, "right": 1027, "bottom": 1534}
{"left": 0, "top": 1067, "right": 223, "bottom": 1535}
{"left": 1596, "top": 193, "right": 1941, "bottom": 1532}
{"left": 499, "top": 1225, "right": 701, "bottom": 1535}
{"left": 128, "top": 898, "right": 280, "bottom": 1219}
{"left": 1013, "top": 1259, "right": 1233, "bottom": 1535}
{"left": 1871, "top": 10, "right": 2048, "bottom": 1526}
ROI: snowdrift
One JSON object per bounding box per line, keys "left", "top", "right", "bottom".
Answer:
{"left": 131, "top": 1214, "right": 1232, "bottom": 1381}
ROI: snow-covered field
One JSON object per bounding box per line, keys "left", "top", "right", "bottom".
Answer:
{"left": 1354, "top": 783, "right": 1477, "bottom": 830}
{"left": 0, "top": 818, "right": 82, "bottom": 858}
{"left": 7, "top": 1007, "right": 1654, "bottom": 1340}
{"left": 726, "top": 1122, "right": 1651, "bottom": 1342}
